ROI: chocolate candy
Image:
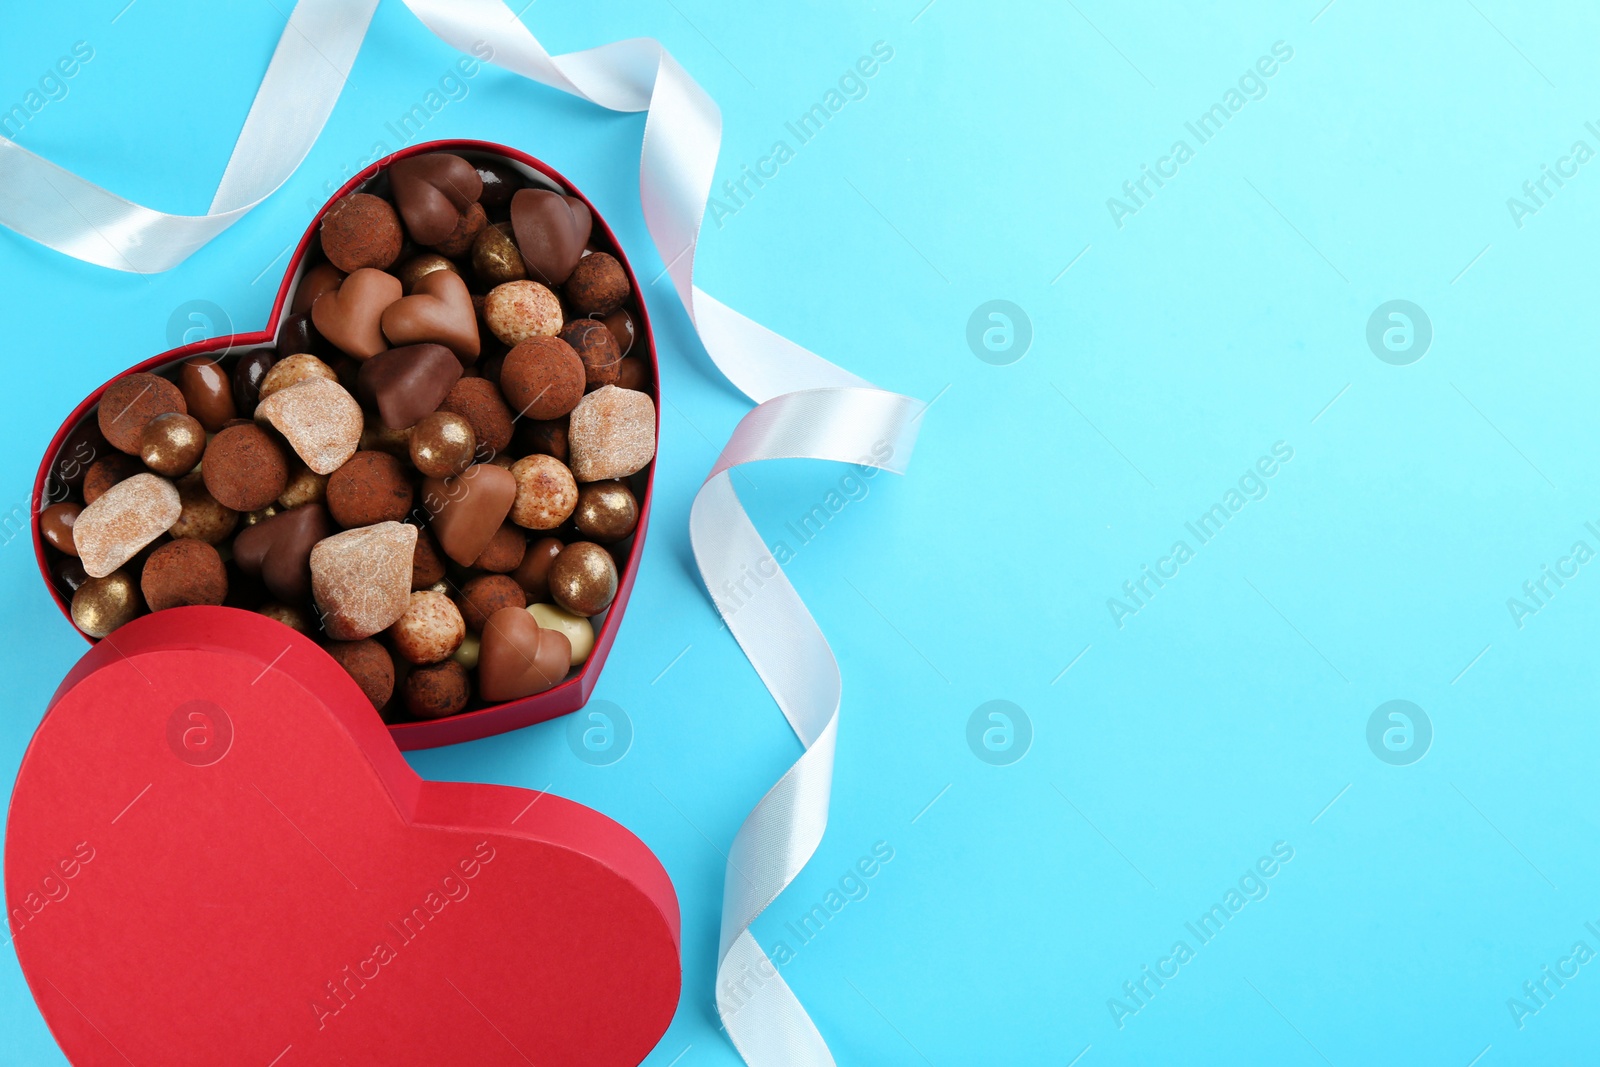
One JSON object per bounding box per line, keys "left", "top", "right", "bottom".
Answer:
{"left": 169, "top": 473, "right": 240, "bottom": 544}
{"left": 431, "top": 202, "right": 487, "bottom": 258}
{"left": 549, "top": 542, "right": 617, "bottom": 617}
{"left": 255, "top": 378, "right": 364, "bottom": 475}
{"left": 39, "top": 503, "right": 82, "bottom": 555}
{"left": 509, "top": 454, "right": 577, "bottom": 530}
{"left": 409, "top": 411, "right": 476, "bottom": 478}
{"left": 615, "top": 357, "right": 649, "bottom": 392}
{"left": 567, "top": 386, "right": 657, "bottom": 481}
{"left": 483, "top": 280, "right": 563, "bottom": 346}
{"left": 259, "top": 354, "right": 338, "bottom": 401}
{"left": 203, "top": 424, "right": 290, "bottom": 512}
{"left": 411, "top": 527, "right": 448, "bottom": 589}
{"left": 233, "top": 503, "right": 333, "bottom": 603}
{"left": 438, "top": 378, "right": 513, "bottom": 458}
{"left": 326, "top": 451, "right": 414, "bottom": 527}
{"left": 178, "top": 357, "right": 238, "bottom": 431}
{"left": 326, "top": 638, "right": 395, "bottom": 709}
{"left": 140, "top": 540, "right": 228, "bottom": 611}
{"left": 472, "top": 223, "right": 527, "bottom": 287}
{"left": 310, "top": 520, "right": 418, "bottom": 640}
{"left": 474, "top": 161, "right": 520, "bottom": 211}
{"left": 358, "top": 344, "right": 463, "bottom": 431}
{"left": 312, "top": 268, "right": 403, "bottom": 360}
{"left": 528, "top": 602, "right": 594, "bottom": 666}
{"left": 381, "top": 270, "right": 480, "bottom": 361}
{"left": 71, "top": 570, "right": 142, "bottom": 638}
{"left": 73, "top": 474, "right": 182, "bottom": 578}
{"left": 291, "top": 262, "right": 346, "bottom": 315}
{"left": 510, "top": 189, "right": 591, "bottom": 286}
{"left": 565, "top": 252, "right": 631, "bottom": 317}
{"left": 456, "top": 574, "right": 526, "bottom": 632}
{"left": 389, "top": 153, "right": 483, "bottom": 246}
{"left": 500, "top": 338, "right": 584, "bottom": 420}
{"left": 278, "top": 465, "right": 328, "bottom": 510}
{"left": 472, "top": 523, "right": 527, "bottom": 573}
{"left": 477, "top": 605, "right": 570, "bottom": 701}
{"left": 396, "top": 253, "right": 458, "bottom": 293}
{"left": 319, "top": 192, "right": 402, "bottom": 272}
{"left": 139, "top": 412, "right": 206, "bottom": 477}
{"left": 231, "top": 349, "right": 279, "bottom": 415}
{"left": 422, "top": 463, "right": 517, "bottom": 566}
{"left": 601, "top": 307, "right": 636, "bottom": 357}
{"left": 560, "top": 318, "right": 622, "bottom": 389}
{"left": 515, "top": 418, "right": 568, "bottom": 463}
{"left": 573, "top": 481, "right": 638, "bottom": 543}
{"left": 512, "top": 536, "right": 563, "bottom": 601}
{"left": 83, "top": 454, "right": 143, "bottom": 505}
{"left": 388, "top": 590, "right": 466, "bottom": 665}
{"left": 99, "top": 373, "right": 187, "bottom": 456}
{"left": 404, "top": 660, "right": 471, "bottom": 718}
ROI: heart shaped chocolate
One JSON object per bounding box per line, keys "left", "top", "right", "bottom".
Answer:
{"left": 233, "top": 503, "right": 333, "bottom": 603}
{"left": 389, "top": 152, "right": 484, "bottom": 246}
{"left": 479, "top": 605, "right": 572, "bottom": 701}
{"left": 380, "top": 269, "right": 481, "bottom": 360}
{"left": 5, "top": 608, "right": 679, "bottom": 1065}
{"left": 311, "top": 268, "right": 402, "bottom": 360}
{"left": 357, "top": 344, "right": 463, "bottom": 430}
{"left": 422, "top": 463, "right": 518, "bottom": 567}
{"left": 511, "top": 189, "right": 592, "bottom": 286}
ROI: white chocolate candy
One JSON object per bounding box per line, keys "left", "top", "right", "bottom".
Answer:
{"left": 527, "top": 602, "right": 595, "bottom": 666}
{"left": 73, "top": 473, "right": 182, "bottom": 578}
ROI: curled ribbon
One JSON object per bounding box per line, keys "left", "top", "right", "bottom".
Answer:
{"left": 0, "top": 2, "right": 923, "bottom": 1063}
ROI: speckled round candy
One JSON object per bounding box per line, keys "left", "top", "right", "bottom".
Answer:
{"left": 483, "top": 280, "right": 563, "bottom": 345}
{"left": 388, "top": 590, "right": 466, "bottom": 665}
{"left": 169, "top": 473, "right": 239, "bottom": 544}
{"left": 509, "top": 454, "right": 577, "bottom": 530}
{"left": 99, "top": 373, "right": 187, "bottom": 456}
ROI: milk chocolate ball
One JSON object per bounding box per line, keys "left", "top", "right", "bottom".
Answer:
{"left": 141, "top": 539, "right": 228, "bottom": 611}
{"left": 404, "top": 660, "right": 470, "bottom": 719}
{"left": 72, "top": 570, "right": 142, "bottom": 637}
{"left": 409, "top": 411, "right": 477, "bottom": 478}
{"left": 549, "top": 541, "right": 617, "bottom": 616}
{"left": 139, "top": 412, "right": 206, "bottom": 477}
{"left": 564, "top": 252, "right": 630, "bottom": 317}
{"left": 39, "top": 503, "right": 82, "bottom": 555}
{"left": 573, "top": 481, "right": 638, "bottom": 543}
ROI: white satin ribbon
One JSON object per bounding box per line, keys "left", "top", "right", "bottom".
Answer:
{"left": 0, "top": 4, "right": 923, "bottom": 1063}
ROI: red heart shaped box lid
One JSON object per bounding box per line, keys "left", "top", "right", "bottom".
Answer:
{"left": 30, "top": 139, "right": 659, "bottom": 751}
{"left": 5, "top": 606, "right": 680, "bottom": 1065}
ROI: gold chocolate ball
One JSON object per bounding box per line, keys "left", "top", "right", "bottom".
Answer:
{"left": 258, "top": 602, "right": 314, "bottom": 633}
{"left": 278, "top": 465, "right": 329, "bottom": 509}
{"left": 573, "top": 480, "right": 639, "bottom": 543}
{"left": 409, "top": 411, "right": 477, "bottom": 478}
{"left": 471, "top": 222, "right": 528, "bottom": 287}
{"left": 396, "top": 253, "right": 459, "bottom": 294}
{"left": 139, "top": 412, "right": 206, "bottom": 477}
{"left": 548, "top": 542, "right": 618, "bottom": 617}
{"left": 71, "top": 570, "right": 142, "bottom": 638}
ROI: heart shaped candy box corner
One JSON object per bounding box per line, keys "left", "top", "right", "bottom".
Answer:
{"left": 29, "top": 140, "right": 660, "bottom": 751}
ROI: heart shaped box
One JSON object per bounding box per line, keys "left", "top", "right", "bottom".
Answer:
{"left": 6, "top": 606, "right": 681, "bottom": 1065}
{"left": 29, "top": 140, "right": 658, "bottom": 750}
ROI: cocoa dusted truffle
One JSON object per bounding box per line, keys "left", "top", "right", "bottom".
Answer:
{"left": 326, "top": 450, "right": 415, "bottom": 527}
{"left": 499, "top": 337, "right": 584, "bottom": 420}
{"left": 99, "top": 373, "right": 188, "bottom": 456}
{"left": 560, "top": 318, "right": 622, "bottom": 389}
{"left": 411, "top": 527, "right": 448, "bottom": 589}
{"left": 202, "top": 424, "right": 291, "bottom": 512}
{"left": 320, "top": 192, "right": 403, "bottom": 273}
{"left": 438, "top": 377, "right": 514, "bottom": 458}
{"left": 325, "top": 638, "right": 396, "bottom": 710}
{"left": 140, "top": 539, "right": 228, "bottom": 611}
{"left": 404, "top": 660, "right": 470, "bottom": 719}
{"left": 82, "top": 454, "right": 142, "bottom": 505}
{"left": 471, "top": 523, "right": 527, "bottom": 573}
{"left": 455, "top": 573, "right": 526, "bottom": 632}
{"left": 564, "top": 252, "right": 631, "bottom": 317}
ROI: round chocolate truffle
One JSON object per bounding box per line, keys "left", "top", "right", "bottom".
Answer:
{"left": 438, "top": 377, "right": 514, "bottom": 458}
{"left": 455, "top": 573, "right": 527, "bottom": 632}
{"left": 509, "top": 454, "right": 578, "bottom": 530}
{"left": 326, "top": 451, "right": 415, "bottom": 528}
{"left": 40, "top": 503, "right": 82, "bottom": 556}
{"left": 82, "top": 454, "right": 144, "bottom": 505}
{"left": 326, "top": 638, "right": 396, "bottom": 710}
{"left": 511, "top": 536, "right": 564, "bottom": 601}
{"left": 500, "top": 338, "right": 584, "bottom": 420}
{"left": 564, "top": 252, "right": 631, "bottom": 317}
{"left": 560, "top": 318, "right": 622, "bottom": 389}
{"left": 203, "top": 424, "right": 290, "bottom": 512}
{"left": 472, "top": 523, "right": 528, "bottom": 573}
{"left": 388, "top": 590, "right": 467, "bottom": 665}
{"left": 409, "top": 410, "right": 477, "bottom": 478}
{"left": 139, "top": 412, "right": 206, "bottom": 477}
{"left": 412, "top": 527, "right": 448, "bottom": 590}
{"left": 72, "top": 570, "right": 142, "bottom": 638}
{"left": 140, "top": 539, "right": 228, "bottom": 611}
{"left": 320, "top": 192, "right": 403, "bottom": 272}
{"left": 404, "top": 660, "right": 470, "bottom": 719}
{"left": 99, "top": 373, "right": 188, "bottom": 456}
{"left": 573, "top": 480, "right": 639, "bottom": 543}
{"left": 549, "top": 541, "right": 618, "bottom": 617}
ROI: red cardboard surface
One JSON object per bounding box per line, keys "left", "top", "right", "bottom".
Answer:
{"left": 5, "top": 607, "right": 681, "bottom": 1065}
{"left": 30, "top": 140, "right": 659, "bottom": 750}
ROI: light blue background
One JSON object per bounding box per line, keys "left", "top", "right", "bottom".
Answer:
{"left": 2, "top": 1, "right": 1598, "bottom": 1064}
